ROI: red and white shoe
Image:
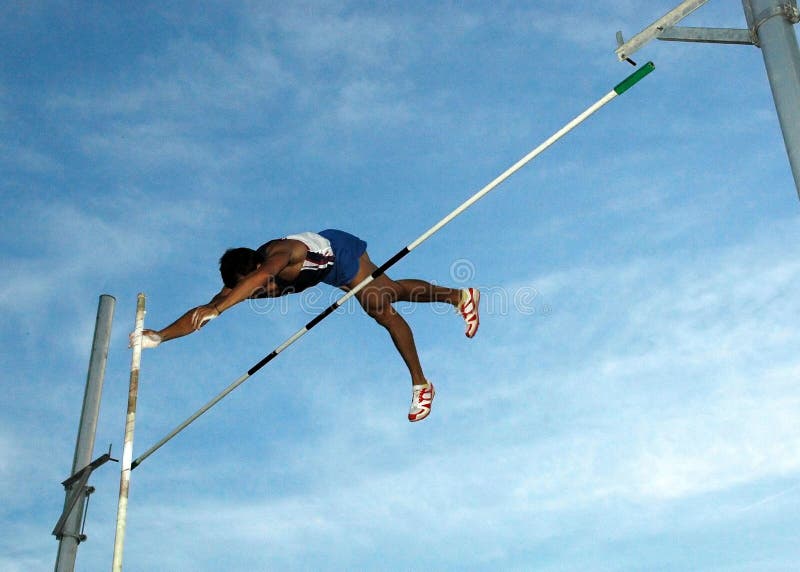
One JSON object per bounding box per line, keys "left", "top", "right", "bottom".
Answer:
{"left": 408, "top": 383, "right": 435, "bottom": 422}
{"left": 458, "top": 288, "right": 480, "bottom": 338}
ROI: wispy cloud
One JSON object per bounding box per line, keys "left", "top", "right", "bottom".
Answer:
{"left": 98, "top": 215, "right": 800, "bottom": 569}
{"left": 0, "top": 195, "right": 221, "bottom": 347}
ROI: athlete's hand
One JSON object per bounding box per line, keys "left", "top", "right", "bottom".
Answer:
{"left": 129, "top": 329, "right": 162, "bottom": 349}
{"left": 190, "top": 304, "right": 220, "bottom": 330}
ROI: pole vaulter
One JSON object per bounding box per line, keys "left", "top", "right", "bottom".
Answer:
{"left": 131, "top": 61, "right": 655, "bottom": 471}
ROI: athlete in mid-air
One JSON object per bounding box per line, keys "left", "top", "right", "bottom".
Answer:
{"left": 135, "top": 229, "right": 480, "bottom": 422}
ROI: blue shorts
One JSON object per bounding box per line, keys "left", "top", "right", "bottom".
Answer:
{"left": 318, "top": 229, "right": 367, "bottom": 287}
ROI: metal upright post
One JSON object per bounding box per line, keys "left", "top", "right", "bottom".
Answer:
{"left": 55, "top": 295, "right": 116, "bottom": 572}
{"left": 743, "top": 0, "right": 800, "bottom": 197}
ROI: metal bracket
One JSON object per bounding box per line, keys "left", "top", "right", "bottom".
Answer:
{"left": 614, "top": 0, "right": 800, "bottom": 60}
{"left": 754, "top": 2, "right": 800, "bottom": 33}
{"left": 615, "top": 0, "right": 710, "bottom": 62}
{"left": 742, "top": 1, "right": 800, "bottom": 47}
{"left": 52, "top": 446, "right": 118, "bottom": 542}
{"left": 657, "top": 26, "right": 754, "bottom": 45}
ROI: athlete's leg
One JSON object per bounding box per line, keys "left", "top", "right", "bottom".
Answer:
{"left": 393, "top": 279, "right": 461, "bottom": 305}
{"left": 402, "top": 278, "right": 480, "bottom": 337}
{"left": 343, "top": 253, "right": 434, "bottom": 386}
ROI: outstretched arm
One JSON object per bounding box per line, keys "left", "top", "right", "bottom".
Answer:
{"left": 155, "top": 288, "right": 231, "bottom": 342}
{"left": 134, "top": 248, "right": 292, "bottom": 348}
{"left": 131, "top": 287, "right": 229, "bottom": 348}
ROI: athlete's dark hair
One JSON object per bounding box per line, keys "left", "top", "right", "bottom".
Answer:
{"left": 219, "top": 247, "right": 261, "bottom": 289}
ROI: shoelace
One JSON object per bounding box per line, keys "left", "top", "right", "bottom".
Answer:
{"left": 413, "top": 385, "right": 431, "bottom": 404}
{"left": 460, "top": 291, "right": 476, "bottom": 317}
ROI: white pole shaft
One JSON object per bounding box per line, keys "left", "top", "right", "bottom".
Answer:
{"left": 111, "top": 293, "right": 146, "bottom": 572}
{"left": 408, "top": 90, "right": 618, "bottom": 252}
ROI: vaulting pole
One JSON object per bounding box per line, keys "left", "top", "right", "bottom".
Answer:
{"left": 112, "top": 293, "right": 146, "bottom": 571}
{"left": 131, "top": 62, "right": 655, "bottom": 470}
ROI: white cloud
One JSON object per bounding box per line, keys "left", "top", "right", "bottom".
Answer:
{"left": 0, "top": 196, "right": 221, "bottom": 327}
{"left": 0, "top": 141, "right": 60, "bottom": 175}
{"left": 273, "top": 6, "right": 406, "bottom": 68}
{"left": 49, "top": 34, "right": 290, "bottom": 119}
{"left": 333, "top": 78, "right": 414, "bottom": 126}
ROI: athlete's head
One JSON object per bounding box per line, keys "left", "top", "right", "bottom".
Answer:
{"left": 219, "top": 247, "right": 260, "bottom": 288}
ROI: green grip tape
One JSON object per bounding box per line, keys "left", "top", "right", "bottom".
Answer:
{"left": 613, "top": 61, "right": 655, "bottom": 95}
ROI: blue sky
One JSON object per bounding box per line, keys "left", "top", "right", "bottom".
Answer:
{"left": 3, "top": 1, "right": 800, "bottom": 570}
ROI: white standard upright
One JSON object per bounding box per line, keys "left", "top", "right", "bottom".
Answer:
{"left": 112, "top": 293, "right": 146, "bottom": 572}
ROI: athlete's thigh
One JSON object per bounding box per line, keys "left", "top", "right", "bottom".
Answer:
{"left": 343, "top": 252, "right": 378, "bottom": 289}
{"left": 343, "top": 252, "right": 403, "bottom": 309}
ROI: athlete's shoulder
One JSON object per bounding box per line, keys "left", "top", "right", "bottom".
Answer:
{"left": 256, "top": 238, "right": 282, "bottom": 256}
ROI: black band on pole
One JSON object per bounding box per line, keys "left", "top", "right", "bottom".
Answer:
{"left": 305, "top": 301, "right": 341, "bottom": 330}
{"left": 247, "top": 350, "right": 279, "bottom": 376}
{"left": 375, "top": 247, "right": 411, "bottom": 276}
